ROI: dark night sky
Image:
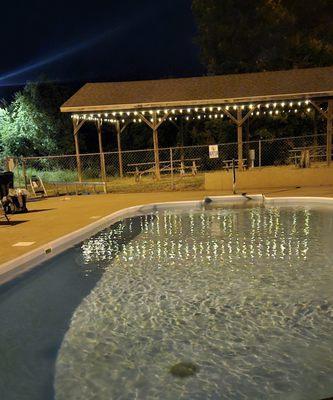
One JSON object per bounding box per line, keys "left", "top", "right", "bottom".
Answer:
{"left": 0, "top": 0, "right": 204, "bottom": 100}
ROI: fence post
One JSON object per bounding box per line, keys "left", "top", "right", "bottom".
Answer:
{"left": 170, "top": 147, "right": 174, "bottom": 190}
{"left": 100, "top": 151, "right": 107, "bottom": 182}
{"left": 4, "top": 157, "right": 9, "bottom": 171}
{"left": 259, "top": 140, "right": 262, "bottom": 168}
{"left": 101, "top": 152, "right": 107, "bottom": 194}
{"left": 22, "top": 158, "right": 28, "bottom": 189}
{"left": 116, "top": 122, "right": 124, "bottom": 179}
{"left": 232, "top": 159, "right": 236, "bottom": 194}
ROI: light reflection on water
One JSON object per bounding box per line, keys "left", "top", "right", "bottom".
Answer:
{"left": 55, "top": 205, "right": 333, "bottom": 400}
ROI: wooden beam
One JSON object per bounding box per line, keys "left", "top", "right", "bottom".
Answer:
{"left": 240, "top": 107, "right": 255, "bottom": 126}
{"left": 73, "top": 119, "right": 84, "bottom": 182}
{"left": 116, "top": 121, "right": 124, "bottom": 178}
{"left": 237, "top": 107, "right": 244, "bottom": 170}
{"left": 137, "top": 112, "right": 168, "bottom": 180}
{"left": 73, "top": 119, "right": 85, "bottom": 135}
{"left": 61, "top": 89, "right": 333, "bottom": 114}
{"left": 327, "top": 100, "right": 333, "bottom": 165}
{"left": 152, "top": 112, "right": 161, "bottom": 180}
{"left": 137, "top": 113, "right": 154, "bottom": 129}
{"left": 96, "top": 119, "right": 106, "bottom": 182}
{"left": 221, "top": 108, "right": 238, "bottom": 124}
{"left": 155, "top": 111, "right": 171, "bottom": 130}
{"left": 120, "top": 122, "right": 129, "bottom": 134}
{"left": 310, "top": 100, "right": 328, "bottom": 119}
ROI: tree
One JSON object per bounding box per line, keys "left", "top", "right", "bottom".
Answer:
{"left": 192, "top": 0, "right": 333, "bottom": 75}
{"left": 0, "top": 80, "right": 74, "bottom": 157}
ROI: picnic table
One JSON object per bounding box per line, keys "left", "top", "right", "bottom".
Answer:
{"left": 289, "top": 145, "right": 330, "bottom": 165}
{"left": 222, "top": 159, "right": 247, "bottom": 171}
{"left": 47, "top": 181, "right": 107, "bottom": 195}
{"left": 127, "top": 158, "right": 200, "bottom": 181}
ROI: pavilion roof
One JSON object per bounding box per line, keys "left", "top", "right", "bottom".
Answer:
{"left": 61, "top": 66, "right": 333, "bottom": 113}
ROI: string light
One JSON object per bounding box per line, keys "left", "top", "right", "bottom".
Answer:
{"left": 72, "top": 98, "right": 315, "bottom": 125}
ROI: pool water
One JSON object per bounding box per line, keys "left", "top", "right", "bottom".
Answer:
{"left": 0, "top": 216, "right": 153, "bottom": 400}
{"left": 1, "top": 204, "right": 333, "bottom": 399}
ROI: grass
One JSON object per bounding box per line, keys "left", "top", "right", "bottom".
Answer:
{"left": 13, "top": 165, "right": 205, "bottom": 194}
{"left": 40, "top": 174, "right": 204, "bottom": 196}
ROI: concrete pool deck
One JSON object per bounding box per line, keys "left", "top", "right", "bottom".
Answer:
{"left": 1, "top": 186, "right": 333, "bottom": 266}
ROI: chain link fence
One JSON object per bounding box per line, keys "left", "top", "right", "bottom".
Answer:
{"left": 1, "top": 133, "right": 329, "bottom": 194}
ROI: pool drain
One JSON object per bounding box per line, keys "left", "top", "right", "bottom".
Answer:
{"left": 169, "top": 362, "right": 199, "bottom": 378}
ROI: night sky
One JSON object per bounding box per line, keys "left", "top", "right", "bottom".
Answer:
{"left": 0, "top": 0, "right": 204, "bottom": 100}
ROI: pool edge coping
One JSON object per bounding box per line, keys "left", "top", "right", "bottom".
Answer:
{"left": 1, "top": 194, "right": 333, "bottom": 285}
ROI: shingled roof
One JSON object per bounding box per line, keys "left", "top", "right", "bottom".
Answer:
{"left": 61, "top": 66, "right": 333, "bottom": 113}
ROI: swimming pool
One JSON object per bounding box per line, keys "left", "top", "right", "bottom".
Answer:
{"left": 1, "top": 199, "right": 333, "bottom": 399}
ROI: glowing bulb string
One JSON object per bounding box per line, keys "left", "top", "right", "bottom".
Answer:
{"left": 71, "top": 100, "right": 321, "bottom": 125}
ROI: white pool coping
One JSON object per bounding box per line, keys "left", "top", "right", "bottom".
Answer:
{"left": 1, "top": 194, "right": 333, "bottom": 285}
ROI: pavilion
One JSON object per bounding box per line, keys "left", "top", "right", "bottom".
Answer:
{"left": 61, "top": 66, "right": 333, "bottom": 181}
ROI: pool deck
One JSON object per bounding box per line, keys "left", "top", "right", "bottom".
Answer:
{"left": 1, "top": 186, "right": 333, "bottom": 266}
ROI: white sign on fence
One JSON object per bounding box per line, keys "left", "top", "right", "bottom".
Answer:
{"left": 209, "top": 145, "right": 219, "bottom": 159}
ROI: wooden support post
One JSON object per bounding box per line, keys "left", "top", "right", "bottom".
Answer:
{"left": 73, "top": 119, "right": 85, "bottom": 183}
{"left": 97, "top": 119, "right": 106, "bottom": 183}
{"left": 137, "top": 111, "right": 170, "bottom": 181}
{"left": 116, "top": 121, "right": 124, "bottom": 178}
{"left": 74, "top": 131, "right": 82, "bottom": 183}
{"left": 170, "top": 147, "right": 174, "bottom": 190}
{"left": 22, "top": 158, "right": 28, "bottom": 189}
{"left": 327, "top": 100, "right": 333, "bottom": 165}
{"left": 237, "top": 107, "right": 243, "bottom": 170}
{"left": 153, "top": 112, "right": 161, "bottom": 180}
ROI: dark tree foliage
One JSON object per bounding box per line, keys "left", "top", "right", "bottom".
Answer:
{"left": 192, "top": 0, "right": 333, "bottom": 74}
{"left": 190, "top": 0, "right": 331, "bottom": 145}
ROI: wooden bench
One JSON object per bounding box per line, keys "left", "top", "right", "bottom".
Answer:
{"left": 222, "top": 159, "right": 247, "bottom": 171}
{"left": 289, "top": 146, "right": 330, "bottom": 165}
{"left": 47, "top": 181, "right": 107, "bottom": 195}
{"left": 127, "top": 159, "right": 200, "bottom": 181}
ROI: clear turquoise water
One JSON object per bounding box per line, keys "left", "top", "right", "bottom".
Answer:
{"left": 0, "top": 204, "right": 332, "bottom": 399}
{"left": 0, "top": 216, "right": 151, "bottom": 400}
{"left": 51, "top": 204, "right": 333, "bottom": 400}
